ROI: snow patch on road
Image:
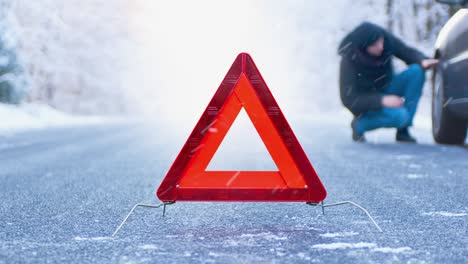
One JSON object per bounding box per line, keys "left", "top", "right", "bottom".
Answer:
{"left": 396, "top": 154, "right": 413, "bottom": 160}
{"left": 407, "top": 173, "right": 425, "bottom": 179}
{"left": 422, "top": 211, "right": 467, "bottom": 217}
{"left": 408, "top": 163, "right": 422, "bottom": 169}
{"left": 74, "top": 236, "right": 111, "bottom": 241}
{"left": 139, "top": 244, "right": 159, "bottom": 250}
{"left": 312, "top": 243, "right": 412, "bottom": 254}
{"left": 373, "top": 247, "right": 412, "bottom": 253}
{"left": 240, "top": 232, "right": 287, "bottom": 241}
{"left": 311, "top": 242, "right": 376, "bottom": 250}
{"left": 319, "top": 231, "right": 359, "bottom": 238}
{"left": 208, "top": 251, "right": 222, "bottom": 257}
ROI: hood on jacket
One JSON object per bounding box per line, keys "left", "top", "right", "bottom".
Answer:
{"left": 338, "top": 22, "right": 386, "bottom": 57}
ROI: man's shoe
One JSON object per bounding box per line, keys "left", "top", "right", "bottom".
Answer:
{"left": 396, "top": 128, "right": 417, "bottom": 143}
{"left": 351, "top": 118, "right": 366, "bottom": 142}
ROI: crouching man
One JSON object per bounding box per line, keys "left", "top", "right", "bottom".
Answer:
{"left": 338, "top": 22, "right": 438, "bottom": 143}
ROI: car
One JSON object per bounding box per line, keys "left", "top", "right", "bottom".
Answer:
{"left": 432, "top": 1, "right": 468, "bottom": 145}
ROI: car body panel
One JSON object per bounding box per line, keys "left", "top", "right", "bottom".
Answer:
{"left": 448, "top": 98, "right": 468, "bottom": 119}
{"left": 435, "top": 9, "right": 468, "bottom": 120}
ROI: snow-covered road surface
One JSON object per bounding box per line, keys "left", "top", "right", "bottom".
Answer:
{"left": 0, "top": 122, "right": 466, "bottom": 263}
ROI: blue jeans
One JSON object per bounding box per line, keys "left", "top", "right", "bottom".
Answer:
{"left": 355, "top": 64, "right": 425, "bottom": 133}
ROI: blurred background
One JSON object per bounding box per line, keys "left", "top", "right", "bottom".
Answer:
{"left": 0, "top": 0, "right": 463, "bottom": 131}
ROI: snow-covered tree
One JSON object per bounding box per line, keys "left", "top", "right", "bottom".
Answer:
{"left": 0, "top": 0, "right": 132, "bottom": 113}
{"left": 0, "top": 1, "right": 27, "bottom": 104}
{"left": 386, "top": 0, "right": 452, "bottom": 44}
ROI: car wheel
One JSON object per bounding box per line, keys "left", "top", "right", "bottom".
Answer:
{"left": 432, "top": 67, "right": 467, "bottom": 145}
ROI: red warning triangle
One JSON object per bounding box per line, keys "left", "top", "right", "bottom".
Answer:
{"left": 157, "top": 53, "right": 326, "bottom": 203}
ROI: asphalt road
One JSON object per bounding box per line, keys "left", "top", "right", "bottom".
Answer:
{"left": 0, "top": 121, "right": 467, "bottom": 263}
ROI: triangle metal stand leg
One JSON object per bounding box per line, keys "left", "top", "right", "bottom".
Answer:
{"left": 307, "top": 200, "right": 383, "bottom": 232}
{"left": 112, "top": 202, "right": 175, "bottom": 237}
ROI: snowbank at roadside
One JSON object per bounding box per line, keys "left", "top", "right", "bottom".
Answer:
{"left": 0, "top": 103, "right": 114, "bottom": 133}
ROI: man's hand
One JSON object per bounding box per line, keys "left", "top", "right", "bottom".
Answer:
{"left": 421, "top": 59, "right": 439, "bottom": 70}
{"left": 382, "top": 95, "right": 404, "bottom": 108}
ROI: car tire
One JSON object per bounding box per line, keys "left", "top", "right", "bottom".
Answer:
{"left": 432, "top": 67, "right": 467, "bottom": 145}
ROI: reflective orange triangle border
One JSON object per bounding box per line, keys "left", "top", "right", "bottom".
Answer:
{"left": 157, "top": 53, "right": 326, "bottom": 203}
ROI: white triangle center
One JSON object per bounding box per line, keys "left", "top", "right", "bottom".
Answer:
{"left": 206, "top": 108, "right": 278, "bottom": 170}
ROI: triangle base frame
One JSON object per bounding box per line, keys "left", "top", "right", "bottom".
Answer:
{"left": 111, "top": 199, "right": 383, "bottom": 237}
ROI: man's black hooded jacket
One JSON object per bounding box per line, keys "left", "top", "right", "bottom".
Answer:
{"left": 338, "top": 22, "right": 427, "bottom": 116}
